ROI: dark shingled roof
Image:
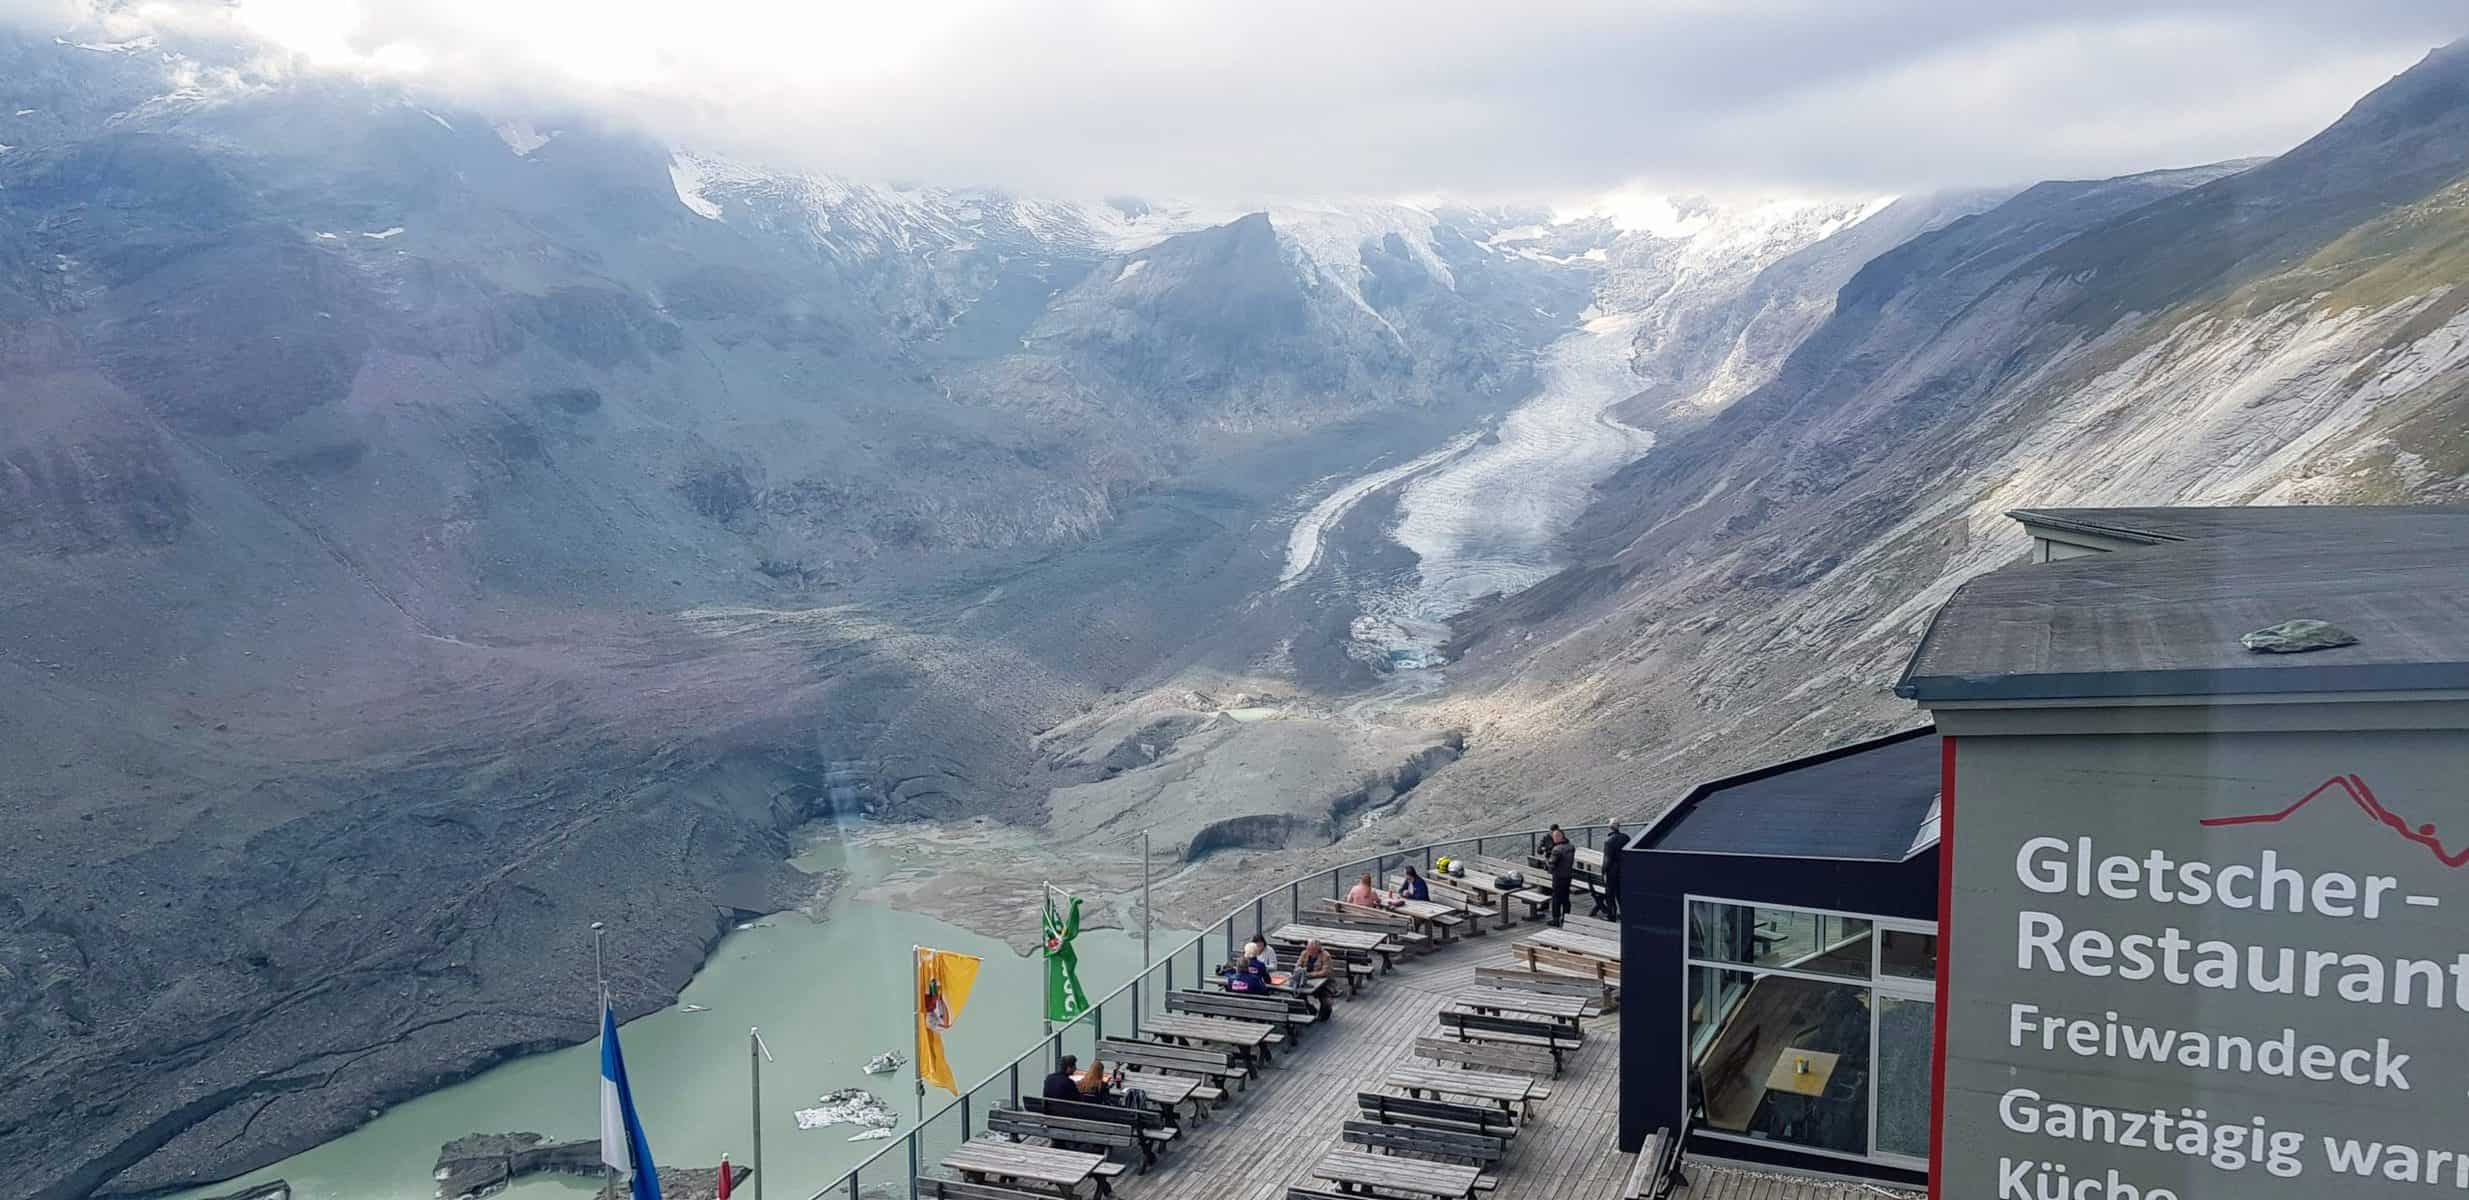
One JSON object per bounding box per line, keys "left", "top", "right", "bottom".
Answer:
{"left": 1641, "top": 727, "right": 1941, "bottom": 862}
{"left": 1897, "top": 506, "right": 2469, "bottom": 703}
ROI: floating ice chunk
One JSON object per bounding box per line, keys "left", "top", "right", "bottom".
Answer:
{"left": 795, "top": 1088, "right": 899, "bottom": 1132}
{"left": 1114, "top": 259, "right": 1148, "bottom": 283}
{"left": 363, "top": 227, "right": 405, "bottom": 240}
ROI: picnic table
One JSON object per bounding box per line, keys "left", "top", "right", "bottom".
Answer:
{"left": 1113, "top": 1069, "right": 1207, "bottom": 1120}
{"left": 1451, "top": 855, "right": 1554, "bottom": 923}
{"left": 1385, "top": 1063, "right": 1538, "bottom": 1114}
{"left": 1143, "top": 1011, "right": 1277, "bottom": 1067}
{"left": 944, "top": 1136, "right": 1108, "bottom": 1196}
{"left": 1390, "top": 897, "right": 1467, "bottom": 940}
{"left": 1524, "top": 926, "right": 1620, "bottom": 962}
{"left": 1271, "top": 922, "right": 1399, "bottom": 970}
{"left": 1315, "top": 1147, "right": 1482, "bottom": 1200}
{"left": 1452, "top": 986, "right": 1589, "bottom": 1026}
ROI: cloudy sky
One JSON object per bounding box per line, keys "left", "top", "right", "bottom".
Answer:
{"left": 13, "top": 1, "right": 2468, "bottom": 202}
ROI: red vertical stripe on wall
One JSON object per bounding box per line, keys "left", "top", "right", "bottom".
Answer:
{"left": 1929, "top": 735, "right": 1955, "bottom": 1199}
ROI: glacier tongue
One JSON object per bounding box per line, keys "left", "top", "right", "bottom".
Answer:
{"left": 1320, "top": 193, "right": 1904, "bottom": 667}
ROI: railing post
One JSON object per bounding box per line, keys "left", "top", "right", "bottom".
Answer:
{"left": 1252, "top": 896, "right": 1263, "bottom": 940}
{"left": 1425, "top": 845, "right": 1434, "bottom": 871}
{"left": 848, "top": 1167, "right": 860, "bottom": 1200}
{"left": 1167, "top": 957, "right": 1176, "bottom": 996}
{"left": 1010, "top": 1060, "right": 1020, "bottom": 1106}
{"left": 960, "top": 1092, "right": 973, "bottom": 1141}
{"left": 1289, "top": 879, "right": 1300, "bottom": 922}
{"left": 1096, "top": 1006, "right": 1105, "bottom": 1046}
{"left": 1478, "top": 835, "right": 1489, "bottom": 856}
{"left": 906, "top": 1130, "right": 921, "bottom": 1200}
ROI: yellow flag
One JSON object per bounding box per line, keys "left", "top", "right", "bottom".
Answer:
{"left": 915, "top": 947, "right": 982, "bottom": 1095}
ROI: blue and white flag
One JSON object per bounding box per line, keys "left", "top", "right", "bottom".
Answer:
{"left": 599, "top": 1002, "right": 662, "bottom": 1200}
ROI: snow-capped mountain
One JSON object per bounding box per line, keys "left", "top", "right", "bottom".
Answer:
{"left": 11, "top": 16, "right": 2469, "bottom": 1200}
{"left": 1393, "top": 41, "right": 2469, "bottom": 861}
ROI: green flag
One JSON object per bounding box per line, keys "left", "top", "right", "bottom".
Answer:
{"left": 1042, "top": 890, "right": 1088, "bottom": 1022}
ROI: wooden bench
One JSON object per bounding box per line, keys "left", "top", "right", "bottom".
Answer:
{"left": 1419, "top": 880, "right": 1506, "bottom": 932}
{"left": 1168, "top": 989, "right": 1314, "bottom": 1043}
{"left": 1623, "top": 1126, "right": 1683, "bottom": 1200}
{"left": 985, "top": 1108, "right": 1144, "bottom": 1176}
{"left": 928, "top": 1179, "right": 1064, "bottom": 1200}
{"left": 1358, "top": 1091, "right": 1521, "bottom": 1139}
{"left": 1471, "top": 966, "right": 1617, "bottom": 1012}
{"left": 1285, "top": 1190, "right": 1354, "bottom": 1200}
{"left": 1023, "top": 1097, "right": 1177, "bottom": 1169}
{"left": 1435, "top": 1011, "right": 1583, "bottom": 1075}
{"left": 1342, "top": 1119, "right": 1507, "bottom": 1169}
{"left": 1311, "top": 900, "right": 1439, "bottom": 952}
{"left": 1098, "top": 1037, "right": 1249, "bottom": 1092}
{"left": 1411, "top": 1036, "right": 1557, "bottom": 1084}
{"left": 1510, "top": 941, "right": 1621, "bottom": 983}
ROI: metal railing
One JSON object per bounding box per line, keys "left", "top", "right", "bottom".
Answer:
{"left": 811, "top": 821, "right": 1619, "bottom": 1200}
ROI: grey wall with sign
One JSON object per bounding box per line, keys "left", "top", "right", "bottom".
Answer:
{"left": 1943, "top": 729, "right": 2469, "bottom": 1199}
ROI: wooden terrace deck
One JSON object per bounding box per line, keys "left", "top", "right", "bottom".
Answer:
{"left": 1118, "top": 936, "right": 1916, "bottom": 1200}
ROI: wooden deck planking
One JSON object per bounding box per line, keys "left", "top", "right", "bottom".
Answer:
{"left": 1117, "top": 941, "right": 1910, "bottom": 1200}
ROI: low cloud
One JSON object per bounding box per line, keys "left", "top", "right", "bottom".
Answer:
{"left": 20, "top": 1, "right": 2468, "bottom": 201}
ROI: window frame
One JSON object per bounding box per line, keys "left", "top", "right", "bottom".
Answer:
{"left": 1680, "top": 893, "right": 1937, "bottom": 1172}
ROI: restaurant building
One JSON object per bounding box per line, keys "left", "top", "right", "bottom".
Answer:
{"left": 1616, "top": 726, "right": 1941, "bottom": 1187}
{"left": 1617, "top": 505, "right": 2469, "bottom": 1200}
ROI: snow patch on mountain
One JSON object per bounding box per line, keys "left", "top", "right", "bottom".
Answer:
{"left": 668, "top": 154, "right": 726, "bottom": 220}
{"left": 496, "top": 120, "right": 553, "bottom": 156}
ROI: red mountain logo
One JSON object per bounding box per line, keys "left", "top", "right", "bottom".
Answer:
{"left": 2201, "top": 775, "right": 2469, "bottom": 869}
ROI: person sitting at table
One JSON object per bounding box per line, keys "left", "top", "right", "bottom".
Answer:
{"left": 1044, "top": 1055, "right": 1087, "bottom": 1101}
{"left": 1228, "top": 957, "right": 1272, "bottom": 993}
{"left": 1293, "top": 938, "right": 1335, "bottom": 1018}
{"left": 1075, "top": 1056, "right": 1121, "bottom": 1102}
{"left": 1248, "top": 934, "right": 1280, "bottom": 975}
{"left": 1398, "top": 865, "right": 1431, "bottom": 902}
{"left": 1345, "top": 871, "right": 1385, "bottom": 908}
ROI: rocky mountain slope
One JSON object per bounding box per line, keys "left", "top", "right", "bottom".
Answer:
{"left": 0, "top": 29, "right": 1601, "bottom": 1199}
{"left": 11, "top": 17, "right": 2469, "bottom": 1200}
{"left": 1380, "top": 39, "right": 2469, "bottom": 845}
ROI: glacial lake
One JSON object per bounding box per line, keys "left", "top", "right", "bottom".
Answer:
{"left": 179, "top": 828, "right": 1172, "bottom": 1200}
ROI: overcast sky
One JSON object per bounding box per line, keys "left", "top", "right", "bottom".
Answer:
{"left": 14, "top": 1, "right": 2468, "bottom": 203}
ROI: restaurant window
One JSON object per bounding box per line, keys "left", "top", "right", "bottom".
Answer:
{"left": 1685, "top": 898, "right": 1936, "bottom": 1168}
{"left": 1686, "top": 900, "right": 1872, "bottom": 978}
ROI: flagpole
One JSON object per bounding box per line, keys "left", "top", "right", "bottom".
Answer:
{"left": 748, "top": 1027, "right": 769, "bottom": 1200}
{"left": 912, "top": 946, "right": 926, "bottom": 1125}
{"left": 593, "top": 922, "right": 615, "bottom": 1200}
{"left": 1039, "top": 883, "right": 1054, "bottom": 1064}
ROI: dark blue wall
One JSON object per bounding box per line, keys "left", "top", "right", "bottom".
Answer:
{"left": 1616, "top": 842, "right": 1937, "bottom": 1186}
